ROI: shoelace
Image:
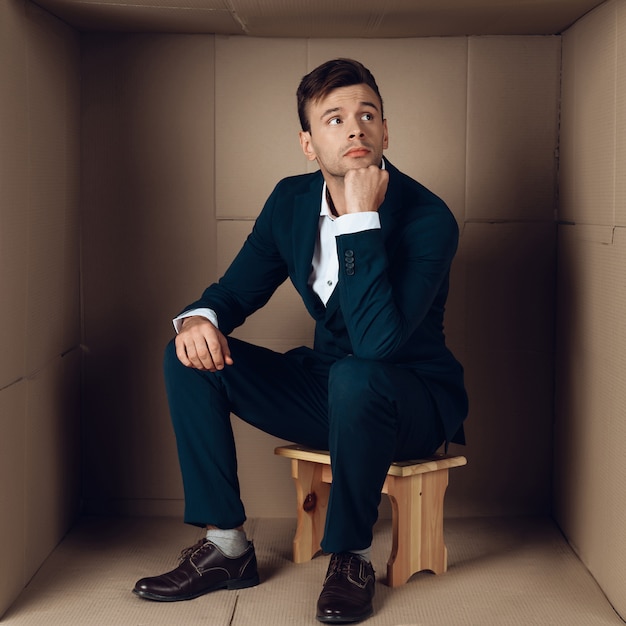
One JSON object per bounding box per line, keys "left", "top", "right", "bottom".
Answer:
{"left": 328, "top": 553, "right": 358, "bottom": 577}
{"left": 178, "top": 538, "right": 207, "bottom": 563}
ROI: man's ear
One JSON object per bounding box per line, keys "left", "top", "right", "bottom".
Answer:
{"left": 299, "top": 131, "right": 317, "bottom": 161}
{"left": 382, "top": 119, "right": 389, "bottom": 150}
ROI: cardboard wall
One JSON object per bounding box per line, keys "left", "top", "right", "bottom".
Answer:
{"left": 4, "top": 0, "right": 626, "bottom": 620}
{"left": 0, "top": 0, "right": 81, "bottom": 616}
{"left": 80, "top": 34, "right": 217, "bottom": 515}
{"left": 80, "top": 34, "right": 561, "bottom": 520}
{"left": 5, "top": 0, "right": 626, "bottom": 618}
{"left": 555, "top": 0, "right": 626, "bottom": 617}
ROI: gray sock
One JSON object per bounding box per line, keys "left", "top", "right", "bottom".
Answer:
{"left": 205, "top": 528, "right": 249, "bottom": 557}
{"left": 349, "top": 546, "right": 372, "bottom": 563}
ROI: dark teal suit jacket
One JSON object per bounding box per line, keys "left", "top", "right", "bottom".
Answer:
{"left": 183, "top": 160, "right": 468, "bottom": 445}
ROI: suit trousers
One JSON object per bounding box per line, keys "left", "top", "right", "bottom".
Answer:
{"left": 163, "top": 336, "right": 444, "bottom": 553}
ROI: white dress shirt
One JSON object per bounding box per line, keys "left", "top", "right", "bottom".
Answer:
{"left": 174, "top": 168, "right": 384, "bottom": 332}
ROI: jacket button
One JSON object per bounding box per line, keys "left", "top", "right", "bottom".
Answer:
{"left": 344, "top": 249, "right": 354, "bottom": 257}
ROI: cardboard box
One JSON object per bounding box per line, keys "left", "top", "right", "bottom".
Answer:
{"left": 1, "top": 0, "right": 625, "bottom": 619}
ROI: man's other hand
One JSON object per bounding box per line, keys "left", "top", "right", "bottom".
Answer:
{"left": 175, "top": 316, "right": 234, "bottom": 371}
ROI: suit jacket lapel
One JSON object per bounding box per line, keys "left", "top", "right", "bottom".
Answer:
{"left": 293, "top": 175, "right": 326, "bottom": 318}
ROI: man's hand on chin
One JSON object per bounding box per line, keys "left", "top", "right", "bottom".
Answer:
{"left": 344, "top": 165, "right": 389, "bottom": 214}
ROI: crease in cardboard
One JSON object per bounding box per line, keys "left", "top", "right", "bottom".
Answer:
{"left": 558, "top": 222, "right": 616, "bottom": 245}
{"left": 223, "top": 0, "right": 249, "bottom": 34}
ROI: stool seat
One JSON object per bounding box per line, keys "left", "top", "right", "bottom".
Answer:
{"left": 275, "top": 444, "right": 466, "bottom": 587}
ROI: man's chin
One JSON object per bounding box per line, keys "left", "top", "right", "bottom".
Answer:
{"left": 318, "top": 157, "right": 382, "bottom": 179}
{"left": 343, "top": 155, "right": 381, "bottom": 170}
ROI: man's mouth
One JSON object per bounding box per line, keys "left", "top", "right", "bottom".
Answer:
{"left": 344, "top": 147, "right": 371, "bottom": 158}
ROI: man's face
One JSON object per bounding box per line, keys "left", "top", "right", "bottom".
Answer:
{"left": 299, "top": 84, "right": 389, "bottom": 180}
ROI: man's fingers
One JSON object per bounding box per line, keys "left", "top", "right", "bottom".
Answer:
{"left": 174, "top": 320, "right": 232, "bottom": 371}
{"left": 344, "top": 166, "right": 389, "bottom": 213}
{"left": 192, "top": 337, "right": 218, "bottom": 370}
{"left": 177, "top": 337, "right": 208, "bottom": 370}
{"left": 204, "top": 335, "right": 226, "bottom": 370}
{"left": 219, "top": 334, "right": 234, "bottom": 366}
{"left": 175, "top": 334, "right": 193, "bottom": 367}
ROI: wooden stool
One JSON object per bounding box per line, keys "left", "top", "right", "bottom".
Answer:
{"left": 274, "top": 444, "right": 466, "bottom": 587}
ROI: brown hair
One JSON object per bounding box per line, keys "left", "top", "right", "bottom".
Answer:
{"left": 296, "top": 58, "right": 384, "bottom": 133}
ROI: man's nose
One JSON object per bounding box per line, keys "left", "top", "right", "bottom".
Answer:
{"left": 348, "top": 126, "right": 365, "bottom": 139}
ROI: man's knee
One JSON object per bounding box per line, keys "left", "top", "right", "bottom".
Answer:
{"left": 163, "top": 338, "right": 180, "bottom": 375}
{"left": 327, "top": 357, "right": 400, "bottom": 449}
{"left": 328, "top": 357, "right": 380, "bottom": 406}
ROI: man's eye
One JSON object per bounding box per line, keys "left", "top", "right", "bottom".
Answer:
{"left": 328, "top": 118, "right": 342, "bottom": 125}
{"left": 361, "top": 113, "right": 373, "bottom": 121}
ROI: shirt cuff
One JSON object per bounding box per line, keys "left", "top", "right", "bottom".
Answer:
{"left": 173, "top": 308, "right": 219, "bottom": 333}
{"left": 333, "top": 211, "right": 381, "bottom": 235}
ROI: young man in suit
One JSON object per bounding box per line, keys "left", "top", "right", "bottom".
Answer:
{"left": 133, "top": 58, "right": 468, "bottom": 623}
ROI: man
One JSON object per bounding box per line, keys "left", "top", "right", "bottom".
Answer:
{"left": 133, "top": 58, "right": 467, "bottom": 624}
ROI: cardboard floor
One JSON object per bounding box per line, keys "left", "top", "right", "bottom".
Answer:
{"left": 1, "top": 516, "right": 622, "bottom": 625}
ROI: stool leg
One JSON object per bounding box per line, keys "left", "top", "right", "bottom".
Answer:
{"left": 384, "top": 469, "right": 449, "bottom": 587}
{"left": 290, "top": 459, "right": 330, "bottom": 563}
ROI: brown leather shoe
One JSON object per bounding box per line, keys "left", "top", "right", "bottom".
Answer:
{"left": 133, "top": 539, "right": 259, "bottom": 602}
{"left": 316, "top": 552, "right": 375, "bottom": 623}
